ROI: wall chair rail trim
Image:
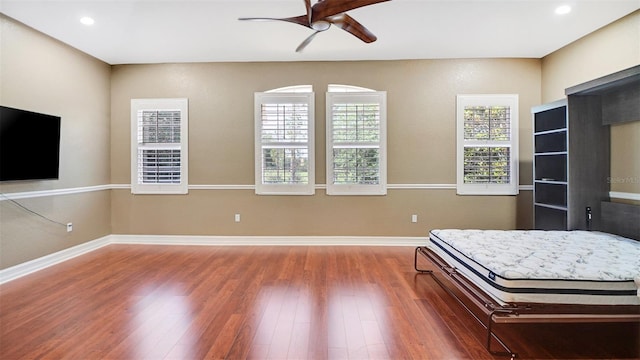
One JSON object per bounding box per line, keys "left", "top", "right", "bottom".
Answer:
{"left": 1, "top": 185, "right": 112, "bottom": 200}
{"left": 2, "top": 183, "right": 547, "bottom": 200}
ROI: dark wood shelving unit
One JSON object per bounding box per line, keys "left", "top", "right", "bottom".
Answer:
{"left": 532, "top": 99, "right": 570, "bottom": 230}
{"left": 532, "top": 65, "right": 640, "bottom": 230}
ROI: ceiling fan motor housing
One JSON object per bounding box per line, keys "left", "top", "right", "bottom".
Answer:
{"left": 311, "top": 20, "right": 331, "bottom": 31}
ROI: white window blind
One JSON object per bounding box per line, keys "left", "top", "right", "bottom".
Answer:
{"left": 131, "top": 98, "right": 188, "bottom": 194}
{"left": 456, "top": 95, "right": 518, "bottom": 195}
{"left": 254, "top": 92, "right": 315, "bottom": 195}
{"left": 326, "top": 91, "right": 387, "bottom": 195}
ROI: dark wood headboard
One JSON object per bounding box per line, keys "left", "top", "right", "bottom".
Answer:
{"left": 601, "top": 201, "right": 640, "bottom": 240}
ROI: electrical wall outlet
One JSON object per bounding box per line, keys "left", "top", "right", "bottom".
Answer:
{"left": 234, "top": 214, "right": 241, "bottom": 223}
{"left": 411, "top": 214, "right": 418, "bottom": 223}
{"left": 66, "top": 223, "right": 73, "bottom": 232}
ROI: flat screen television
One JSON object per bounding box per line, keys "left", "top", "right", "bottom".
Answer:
{"left": 0, "top": 106, "right": 61, "bottom": 181}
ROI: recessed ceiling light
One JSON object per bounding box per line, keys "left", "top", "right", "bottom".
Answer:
{"left": 555, "top": 5, "right": 572, "bottom": 15}
{"left": 80, "top": 16, "right": 95, "bottom": 26}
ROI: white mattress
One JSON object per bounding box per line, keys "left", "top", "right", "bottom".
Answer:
{"left": 428, "top": 229, "right": 640, "bottom": 306}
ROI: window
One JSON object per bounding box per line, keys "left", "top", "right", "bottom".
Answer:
{"left": 131, "top": 98, "right": 188, "bottom": 194}
{"left": 254, "top": 89, "right": 315, "bottom": 195}
{"left": 326, "top": 86, "right": 387, "bottom": 195}
{"left": 456, "top": 94, "right": 519, "bottom": 195}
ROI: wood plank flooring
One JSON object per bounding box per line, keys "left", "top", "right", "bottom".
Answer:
{"left": 0, "top": 245, "right": 638, "bottom": 359}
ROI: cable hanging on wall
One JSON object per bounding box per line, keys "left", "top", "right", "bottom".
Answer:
{"left": 0, "top": 193, "right": 67, "bottom": 228}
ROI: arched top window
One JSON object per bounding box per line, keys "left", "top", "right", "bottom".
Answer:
{"left": 254, "top": 85, "right": 315, "bottom": 195}
{"left": 328, "top": 84, "right": 375, "bottom": 93}
{"left": 266, "top": 85, "right": 313, "bottom": 93}
{"left": 326, "top": 85, "right": 387, "bottom": 195}
{"left": 254, "top": 83, "right": 386, "bottom": 196}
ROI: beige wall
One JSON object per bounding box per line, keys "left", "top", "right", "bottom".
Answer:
{"left": 541, "top": 10, "right": 640, "bottom": 197}
{"left": 2, "top": 9, "right": 637, "bottom": 269}
{"left": 0, "top": 15, "right": 112, "bottom": 268}
{"left": 110, "top": 59, "right": 540, "bottom": 236}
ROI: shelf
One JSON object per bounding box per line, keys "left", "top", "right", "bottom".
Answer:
{"left": 534, "top": 179, "right": 567, "bottom": 185}
{"left": 534, "top": 154, "right": 567, "bottom": 182}
{"left": 534, "top": 205, "right": 568, "bottom": 230}
{"left": 533, "top": 105, "right": 567, "bottom": 132}
{"left": 534, "top": 131, "right": 567, "bottom": 153}
{"left": 534, "top": 203, "right": 568, "bottom": 211}
{"left": 534, "top": 128, "right": 566, "bottom": 136}
{"left": 534, "top": 182, "right": 567, "bottom": 208}
{"left": 534, "top": 151, "right": 567, "bottom": 156}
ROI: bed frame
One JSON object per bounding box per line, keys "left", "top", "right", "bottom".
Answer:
{"left": 414, "top": 201, "right": 640, "bottom": 359}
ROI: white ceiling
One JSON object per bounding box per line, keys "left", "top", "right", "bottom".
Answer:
{"left": 1, "top": 0, "right": 638, "bottom": 65}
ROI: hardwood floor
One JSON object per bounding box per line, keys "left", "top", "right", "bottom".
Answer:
{"left": 0, "top": 245, "right": 638, "bottom": 359}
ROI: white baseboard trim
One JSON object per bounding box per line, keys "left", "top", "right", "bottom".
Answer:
{"left": 110, "top": 234, "right": 426, "bottom": 247}
{"left": 0, "top": 235, "right": 425, "bottom": 284}
{"left": 0, "top": 236, "right": 111, "bottom": 285}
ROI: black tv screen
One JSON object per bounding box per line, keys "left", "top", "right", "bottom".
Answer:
{"left": 0, "top": 106, "right": 61, "bottom": 181}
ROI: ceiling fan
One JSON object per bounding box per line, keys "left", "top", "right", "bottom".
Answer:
{"left": 239, "top": 0, "right": 390, "bottom": 52}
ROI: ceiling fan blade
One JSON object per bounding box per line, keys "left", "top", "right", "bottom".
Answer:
{"left": 296, "top": 31, "right": 321, "bottom": 52}
{"left": 328, "top": 13, "right": 377, "bottom": 43}
{"left": 311, "top": 0, "right": 390, "bottom": 20}
{"left": 304, "top": 0, "right": 312, "bottom": 23}
{"left": 239, "top": 15, "right": 310, "bottom": 28}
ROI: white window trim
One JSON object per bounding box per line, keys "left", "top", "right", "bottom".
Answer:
{"left": 254, "top": 92, "right": 315, "bottom": 195}
{"left": 326, "top": 91, "right": 387, "bottom": 196}
{"left": 456, "top": 94, "right": 519, "bottom": 195}
{"left": 266, "top": 85, "right": 312, "bottom": 93}
{"left": 327, "top": 84, "right": 373, "bottom": 93}
{"left": 130, "top": 98, "right": 189, "bottom": 195}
